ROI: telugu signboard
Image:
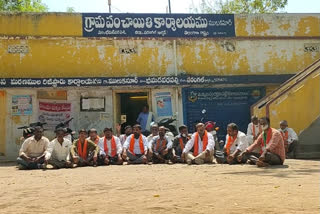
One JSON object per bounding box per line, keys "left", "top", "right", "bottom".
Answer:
{"left": 82, "top": 13, "right": 235, "bottom": 38}
{"left": 38, "top": 102, "right": 72, "bottom": 130}
{"left": 0, "top": 75, "right": 293, "bottom": 88}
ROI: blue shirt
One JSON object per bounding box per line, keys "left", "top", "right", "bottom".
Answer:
{"left": 136, "top": 112, "right": 154, "bottom": 131}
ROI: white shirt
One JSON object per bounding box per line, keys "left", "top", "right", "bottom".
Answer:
{"left": 247, "top": 123, "right": 261, "bottom": 138}
{"left": 183, "top": 132, "right": 215, "bottom": 153}
{"left": 119, "top": 134, "right": 129, "bottom": 146}
{"left": 149, "top": 135, "right": 173, "bottom": 151}
{"left": 98, "top": 136, "right": 122, "bottom": 156}
{"left": 147, "top": 134, "right": 157, "bottom": 148}
{"left": 64, "top": 134, "right": 72, "bottom": 142}
{"left": 224, "top": 131, "right": 248, "bottom": 154}
{"left": 45, "top": 138, "right": 72, "bottom": 161}
{"left": 123, "top": 134, "right": 148, "bottom": 155}
{"left": 19, "top": 136, "right": 49, "bottom": 158}
{"left": 278, "top": 128, "right": 298, "bottom": 144}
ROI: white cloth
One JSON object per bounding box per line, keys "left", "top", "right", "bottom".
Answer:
{"left": 45, "top": 138, "right": 72, "bottom": 161}
{"left": 246, "top": 123, "right": 262, "bottom": 148}
{"left": 64, "top": 134, "right": 72, "bottom": 142}
{"left": 149, "top": 135, "right": 173, "bottom": 150}
{"left": 147, "top": 134, "right": 157, "bottom": 148}
{"left": 120, "top": 134, "right": 130, "bottom": 146}
{"left": 19, "top": 136, "right": 49, "bottom": 158}
{"left": 98, "top": 136, "right": 122, "bottom": 156}
{"left": 183, "top": 132, "right": 215, "bottom": 154}
{"left": 278, "top": 128, "right": 298, "bottom": 144}
{"left": 123, "top": 134, "right": 148, "bottom": 155}
{"left": 224, "top": 131, "right": 249, "bottom": 154}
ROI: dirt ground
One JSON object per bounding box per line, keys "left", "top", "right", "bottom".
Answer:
{"left": 0, "top": 159, "right": 319, "bottom": 214}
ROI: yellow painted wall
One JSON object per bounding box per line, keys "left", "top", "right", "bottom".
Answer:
{"left": 0, "top": 13, "right": 81, "bottom": 37}
{"left": 0, "top": 91, "right": 6, "bottom": 155}
{"left": 0, "top": 38, "right": 319, "bottom": 78}
{"left": 235, "top": 14, "right": 320, "bottom": 37}
{"left": 253, "top": 66, "right": 320, "bottom": 135}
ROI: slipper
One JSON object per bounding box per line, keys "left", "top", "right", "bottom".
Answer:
{"left": 256, "top": 160, "right": 269, "bottom": 167}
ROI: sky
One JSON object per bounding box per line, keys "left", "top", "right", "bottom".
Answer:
{"left": 42, "top": 0, "right": 320, "bottom": 13}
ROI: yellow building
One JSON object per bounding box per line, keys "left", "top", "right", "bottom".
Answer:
{"left": 0, "top": 12, "right": 319, "bottom": 160}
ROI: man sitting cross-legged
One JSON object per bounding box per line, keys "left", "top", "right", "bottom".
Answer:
{"left": 148, "top": 126, "right": 173, "bottom": 164}
{"left": 71, "top": 129, "right": 99, "bottom": 167}
{"left": 237, "top": 117, "right": 286, "bottom": 167}
{"left": 216, "top": 123, "right": 249, "bottom": 165}
{"left": 44, "top": 127, "right": 72, "bottom": 169}
{"left": 181, "top": 123, "right": 215, "bottom": 165}
{"left": 17, "top": 126, "right": 49, "bottom": 170}
{"left": 122, "top": 124, "right": 148, "bottom": 164}
{"left": 97, "top": 127, "right": 123, "bottom": 165}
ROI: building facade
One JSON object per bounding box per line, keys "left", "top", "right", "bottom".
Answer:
{"left": 0, "top": 13, "right": 319, "bottom": 159}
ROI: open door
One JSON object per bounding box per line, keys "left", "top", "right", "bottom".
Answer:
{"left": 114, "top": 90, "right": 151, "bottom": 133}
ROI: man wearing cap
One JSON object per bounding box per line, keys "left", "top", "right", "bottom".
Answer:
{"left": 237, "top": 117, "right": 286, "bottom": 167}
{"left": 71, "top": 129, "right": 99, "bottom": 167}
{"left": 118, "top": 125, "right": 133, "bottom": 146}
{"left": 44, "top": 127, "right": 72, "bottom": 169}
{"left": 87, "top": 128, "right": 100, "bottom": 145}
{"left": 215, "top": 123, "right": 249, "bottom": 164}
{"left": 181, "top": 123, "right": 215, "bottom": 165}
{"left": 97, "top": 128, "right": 123, "bottom": 165}
{"left": 122, "top": 124, "right": 148, "bottom": 164}
{"left": 17, "top": 126, "right": 49, "bottom": 170}
{"left": 172, "top": 125, "right": 190, "bottom": 163}
{"left": 148, "top": 126, "right": 173, "bottom": 164}
{"left": 279, "top": 120, "right": 298, "bottom": 158}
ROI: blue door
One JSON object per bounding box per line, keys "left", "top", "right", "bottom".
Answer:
{"left": 182, "top": 87, "right": 265, "bottom": 141}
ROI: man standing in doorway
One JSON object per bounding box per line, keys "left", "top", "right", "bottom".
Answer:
{"left": 136, "top": 105, "right": 154, "bottom": 136}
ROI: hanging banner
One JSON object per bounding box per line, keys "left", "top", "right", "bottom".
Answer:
{"left": 155, "top": 92, "right": 173, "bottom": 117}
{"left": 38, "top": 102, "right": 72, "bottom": 130}
{"left": 12, "top": 95, "right": 32, "bottom": 116}
{"left": 82, "top": 13, "right": 235, "bottom": 38}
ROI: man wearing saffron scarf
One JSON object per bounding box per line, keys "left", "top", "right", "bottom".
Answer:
{"left": 216, "top": 123, "right": 248, "bottom": 164}
{"left": 87, "top": 128, "right": 100, "bottom": 145}
{"left": 122, "top": 124, "right": 148, "bottom": 164}
{"left": 148, "top": 126, "right": 173, "bottom": 164}
{"left": 172, "top": 125, "right": 190, "bottom": 163}
{"left": 97, "top": 127, "right": 123, "bottom": 165}
{"left": 181, "top": 123, "right": 215, "bottom": 165}
{"left": 279, "top": 120, "right": 298, "bottom": 158}
{"left": 71, "top": 129, "right": 99, "bottom": 167}
{"left": 238, "top": 117, "right": 285, "bottom": 167}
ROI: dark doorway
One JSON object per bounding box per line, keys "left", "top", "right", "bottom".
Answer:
{"left": 119, "top": 92, "right": 148, "bottom": 133}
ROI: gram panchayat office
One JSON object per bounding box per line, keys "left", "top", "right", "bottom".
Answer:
{"left": 0, "top": 12, "right": 319, "bottom": 160}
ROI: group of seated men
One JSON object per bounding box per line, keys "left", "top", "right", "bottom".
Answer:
{"left": 17, "top": 116, "right": 298, "bottom": 170}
